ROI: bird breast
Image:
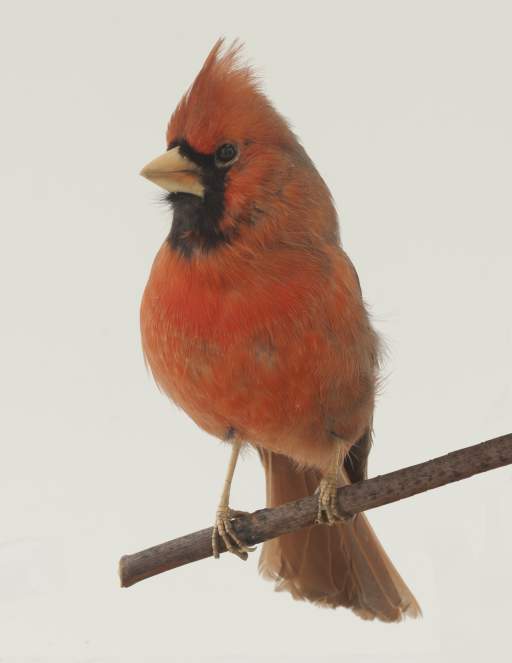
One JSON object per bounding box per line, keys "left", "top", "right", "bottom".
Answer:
{"left": 140, "top": 242, "right": 378, "bottom": 470}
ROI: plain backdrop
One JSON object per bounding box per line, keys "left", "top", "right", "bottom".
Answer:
{"left": 1, "top": 1, "right": 511, "bottom": 661}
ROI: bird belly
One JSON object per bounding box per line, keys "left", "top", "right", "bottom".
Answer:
{"left": 140, "top": 245, "right": 376, "bottom": 471}
{"left": 142, "top": 326, "right": 339, "bottom": 468}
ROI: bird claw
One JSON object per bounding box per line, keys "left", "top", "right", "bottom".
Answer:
{"left": 212, "top": 506, "right": 256, "bottom": 560}
{"left": 316, "top": 475, "right": 354, "bottom": 525}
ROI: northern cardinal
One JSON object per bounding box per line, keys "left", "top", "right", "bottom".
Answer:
{"left": 140, "top": 40, "right": 420, "bottom": 621}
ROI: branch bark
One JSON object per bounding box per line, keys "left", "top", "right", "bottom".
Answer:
{"left": 119, "top": 432, "right": 512, "bottom": 588}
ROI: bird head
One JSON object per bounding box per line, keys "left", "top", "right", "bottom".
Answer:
{"left": 141, "top": 40, "right": 337, "bottom": 258}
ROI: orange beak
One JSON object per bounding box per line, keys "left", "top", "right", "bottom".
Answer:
{"left": 140, "top": 146, "right": 204, "bottom": 197}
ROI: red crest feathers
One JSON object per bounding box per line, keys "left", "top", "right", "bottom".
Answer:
{"left": 167, "top": 39, "right": 294, "bottom": 154}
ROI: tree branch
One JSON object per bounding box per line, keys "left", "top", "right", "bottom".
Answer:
{"left": 119, "top": 432, "right": 512, "bottom": 588}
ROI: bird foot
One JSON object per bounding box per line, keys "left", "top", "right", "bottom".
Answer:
{"left": 212, "top": 506, "right": 256, "bottom": 560}
{"left": 316, "top": 475, "right": 354, "bottom": 525}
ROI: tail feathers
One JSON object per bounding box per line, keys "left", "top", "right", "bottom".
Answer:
{"left": 258, "top": 449, "right": 421, "bottom": 622}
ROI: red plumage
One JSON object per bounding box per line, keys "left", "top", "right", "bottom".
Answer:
{"left": 140, "top": 40, "right": 420, "bottom": 621}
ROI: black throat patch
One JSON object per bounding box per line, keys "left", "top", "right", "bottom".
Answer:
{"left": 165, "top": 140, "right": 229, "bottom": 258}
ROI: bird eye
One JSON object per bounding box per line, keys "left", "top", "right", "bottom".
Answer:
{"left": 215, "top": 143, "right": 238, "bottom": 166}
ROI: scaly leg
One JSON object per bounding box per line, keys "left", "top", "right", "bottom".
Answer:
{"left": 212, "top": 442, "right": 255, "bottom": 560}
{"left": 316, "top": 438, "right": 353, "bottom": 525}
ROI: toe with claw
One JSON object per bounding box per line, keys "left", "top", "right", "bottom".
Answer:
{"left": 316, "top": 474, "right": 340, "bottom": 525}
{"left": 212, "top": 506, "right": 256, "bottom": 560}
{"left": 316, "top": 474, "right": 353, "bottom": 525}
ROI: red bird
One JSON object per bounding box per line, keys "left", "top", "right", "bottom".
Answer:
{"left": 140, "top": 40, "right": 420, "bottom": 621}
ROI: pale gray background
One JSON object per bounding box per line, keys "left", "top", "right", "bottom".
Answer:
{"left": 1, "top": 1, "right": 511, "bottom": 661}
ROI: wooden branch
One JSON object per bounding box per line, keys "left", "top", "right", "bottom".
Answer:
{"left": 119, "top": 432, "right": 512, "bottom": 588}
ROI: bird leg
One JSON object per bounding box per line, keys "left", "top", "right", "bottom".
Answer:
{"left": 316, "top": 438, "right": 353, "bottom": 525}
{"left": 212, "top": 442, "right": 256, "bottom": 560}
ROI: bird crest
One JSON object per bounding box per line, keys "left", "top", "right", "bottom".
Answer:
{"left": 167, "top": 39, "right": 293, "bottom": 154}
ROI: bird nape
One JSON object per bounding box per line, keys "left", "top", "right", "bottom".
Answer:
{"left": 139, "top": 38, "right": 420, "bottom": 622}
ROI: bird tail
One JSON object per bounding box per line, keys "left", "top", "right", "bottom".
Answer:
{"left": 257, "top": 449, "right": 421, "bottom": 622}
